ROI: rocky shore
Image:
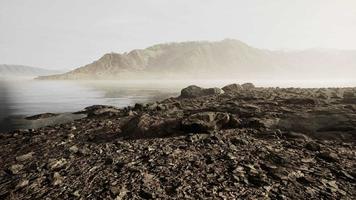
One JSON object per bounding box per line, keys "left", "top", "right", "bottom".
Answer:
{"left": 0, "top": 83, "right": 355, "bottom": 199}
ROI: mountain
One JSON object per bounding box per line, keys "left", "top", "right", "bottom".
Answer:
{"left": 0, "top": 65, "right": 60, "bottom": 79}
{"left": 36, "top": 39, "right": 356, "bottom": 80}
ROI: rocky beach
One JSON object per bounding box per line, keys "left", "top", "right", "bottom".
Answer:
{"left": 0, "top": 83, "right": 355, "bottom": 199}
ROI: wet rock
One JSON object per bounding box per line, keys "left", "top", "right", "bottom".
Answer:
{"left": 222, "top": 83, "right": 243, "bottom": 93}
{"left": 181, "top": 112, "right": 230, "bottom": 132}
{"left": 83, "top": 105, "right": 121, "bottom": 117}
{"left": 25, "top": 113, "right": 59, "bottom": 120}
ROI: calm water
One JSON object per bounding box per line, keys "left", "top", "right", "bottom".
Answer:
{"left": 0, "top": 80, "right": 184, "bottom": 118}
{"left": 0, "top": 80, "right": 185, "bottom": 131}
{"left": 1, "top": 79, "right": 355, "bottom": 131}
{"left": 2, "top": 79, "right": 356, "bottom": 117}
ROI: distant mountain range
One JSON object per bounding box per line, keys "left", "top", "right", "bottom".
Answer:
{"left": 0, "top": 65, "right": 60, "bottom": 79}
{"left": 36, "top": 39, "right": 356, "bottom": 80}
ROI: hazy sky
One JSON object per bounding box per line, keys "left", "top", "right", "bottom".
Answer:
{"left": 1, "top": 0, "right": 356, "bottom": 69}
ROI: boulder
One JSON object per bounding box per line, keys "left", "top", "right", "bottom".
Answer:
{"left": 121, "top": 114, "right": 181, "bottom": 139}
{"left": 241, "top": 83, "right": 255, "bottom": 90}
{"left": 82, "top": 105, "right": 121, "bottom": 117}
{"left": 180, "top": 85, "right": 204, "bottom": 98}
{"left": 180, "top": 85, "right": 223, "bottom": 98}
{"left": 222, "top": 83, "right": 243, "bottom": 93}
{"left": 202, "top": 87, "right": 223, "bottom": 96}
{"left": 181, "top": 112, "right": 230, "bottom": 133}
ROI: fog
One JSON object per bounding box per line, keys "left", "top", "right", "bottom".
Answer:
{"left": 1, "top": 1, "right": 356, "bottom": 130}
{"left": 1, "top": 0, "right": 356, "bottom": 69}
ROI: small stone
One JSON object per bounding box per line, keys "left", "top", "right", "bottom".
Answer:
{"left": 16, "top": 152, "right": 34, "bottom": 162}
{"left": 114, "top": 186, "right": 128, "bottom": 200}
{"left": 73, "top": 190, "right": 81, "bottom": 197}
{"left": 9, "top": 164, "right": 24, "bottom": 174}
{"left": 305, "top": 141, "right": 321, "bottom": 151}
{"left": 16, "top": 179, "right": 29, "bottom": 189}
{"left": 53, "top": 172, "right": 64, "bottom": 186}
{"left": 49, "top": 158, "right": 67, "bottom": 170}
{"left": 69, "top": 145, "right": 79, "bottom": 154}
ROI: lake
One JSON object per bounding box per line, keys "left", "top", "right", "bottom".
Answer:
{"left": 1, "top": 79, "right": 355, "bottom": 131}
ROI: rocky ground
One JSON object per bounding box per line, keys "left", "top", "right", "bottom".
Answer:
{"left": 0, "top": 83, "right": 355, "bottom": 199}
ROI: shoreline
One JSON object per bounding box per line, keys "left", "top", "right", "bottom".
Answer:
{"left": 0, "top": 83, "right": 355, "bottom": 199}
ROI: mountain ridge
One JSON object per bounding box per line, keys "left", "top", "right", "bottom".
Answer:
{"left": 0, "top": 64, "right": 61, "bottom": 79}
{"left": 36, "top": 39, "right": 356, "bottom": 80}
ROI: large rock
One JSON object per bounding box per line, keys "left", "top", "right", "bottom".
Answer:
{"left": 181, "top": 112, "right": 230, "bottom": 133}
{"left": 342, "top": 90, "right": 356, "bottom": 104}
{"left": 180, "top": 85, "right": 223, "bottom": 98}
{"left": 180, "top": 85, "right": 203, "bottom": 98}
{"left": 81, "top": 105, "right": 121, "bottom": 117}
{"left": 222, "top": 83, "right": 243, "bottom": 93}
{"left": 241, "top": 83, "right": 255, "bottom": 90}
{"left": 277, "top": 106, "right": 356, "bottom": 140}
{"left": 202, "top": 88, "right": 223, "bottom": 96}
{"left": 121, "top": 114, "right": 181, "bottom": 139}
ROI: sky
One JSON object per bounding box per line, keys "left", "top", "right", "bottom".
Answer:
{"left": 1, "top": 0, "right": 356, "bottom": 69}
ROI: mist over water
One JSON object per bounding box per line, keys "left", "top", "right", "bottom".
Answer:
{"left": 1, "top": 79, "right": 355, "bottom": 120}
